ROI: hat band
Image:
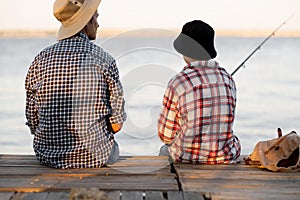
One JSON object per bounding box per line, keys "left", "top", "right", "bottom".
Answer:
{"left": 69, "top": 0, "right": 83, "bottom": 7}
{"left": 61, "top": 0, "right": 91, "bottom": 27}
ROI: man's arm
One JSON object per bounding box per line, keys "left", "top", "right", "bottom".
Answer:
{"left": 105, "top": 60, "right": 126, "bottom": 132}
{"left": 25, "top": 58, "right": 40, "bottom": 134}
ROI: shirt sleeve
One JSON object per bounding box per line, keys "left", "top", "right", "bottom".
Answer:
{"left": 105, "top": 60, "right": 126, "bottom": 124}
{"left": 25, "top": 56, "right": 40, "bottom": 134}
{"left": 158, "top": 85, "right": 180, "bottom": 144}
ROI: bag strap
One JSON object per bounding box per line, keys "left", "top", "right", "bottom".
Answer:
{"left": 264, "top": 130, "right": 297, "bottom": 154}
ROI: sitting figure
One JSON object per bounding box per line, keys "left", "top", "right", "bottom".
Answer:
{"left": 25, "top": 0, "right": 126, "bottom": 168}
{"left": 158, "top": 20, "right": 241, "bottom": 164}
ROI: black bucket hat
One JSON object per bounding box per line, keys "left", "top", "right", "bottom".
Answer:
{"left": 173, "top": 20, "right": 217, "bottom": 61}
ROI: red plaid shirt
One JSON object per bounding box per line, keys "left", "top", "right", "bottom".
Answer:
{"left": 158, "top": 60, "right": 241, "bottom": 164}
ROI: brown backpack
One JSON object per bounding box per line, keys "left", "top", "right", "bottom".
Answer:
{"left": 245, "top": 128, "right": 300, "bottom": 172}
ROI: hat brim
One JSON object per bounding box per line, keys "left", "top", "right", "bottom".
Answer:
{"left": 173, "top": 33, "right": 216, "bottom": 61}
{"left": 57, "top": 0, "right": 101, "bottom": 40}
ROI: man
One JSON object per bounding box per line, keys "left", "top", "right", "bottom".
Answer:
{"left": 158, "top": 20, "right": 241, "bottom": 164}
{"left": 25, "top": 0, "right": 126, "bottom": 168}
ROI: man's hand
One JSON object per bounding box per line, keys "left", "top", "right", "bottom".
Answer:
{"left": 111, "top": 123, "right": 123, "bottom": 133}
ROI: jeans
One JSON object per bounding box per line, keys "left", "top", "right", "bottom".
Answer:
{"left": 105, "top": 140, "right": 119, "bottom": 165}
{"left": 159, "top": 144, "right": 174, "bottom": 163}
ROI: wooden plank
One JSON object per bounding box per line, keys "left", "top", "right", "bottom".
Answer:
{"left": 10, "top": 192, "right": 26, "bottom": 200}
{"left": 167, "top": 191, "right": 183, "bottom": 200}
{"left": 0, "top": 160, "right": 39, "bottom": 167}
{"left": 0, "top": 155, "right": 171, "bottom": 175}
{"left": 176, "top": 169, "right": 300, "bottom": 180}
{"left": 68, "top": 188, "right": 117, "bottom": 200}
{"left": 106, "top": 156, "right": 170, "bottom": 174}
{"left": 174, "top": 163, "right": 259, "bottom": 171}
{"left": 0, "top": 174, "right": 178, "bottom": 192}
{"left": 144, "top": 191, "right": 165, "bottom": 200}
{"left": 110, "top": 156, "right": 169, "bottom": 163}
{"left": 174, "top": 161, "right": 300, "bottom": 199}
{"left": 46, "top": 192, "right": 69, "bottom": 200}
{"left": 0, "top": 155, "right": 178, "bottom": 193}
{"left": 0, "top": 192, "right": 14, "bottom": 200}
{"left": 3, "top": 154, "right": 299, "bottom": 200}
{"left": 106, "top": 191, "right": 121, "bottom": 200}
{"left": 0, "top": 155, "right": 36, "bottom": 158}
{"left": 0, "top": 155, "right": 169, "bottom": 168}
{"left": 0, "top": 155, "right": 36, "bottom": 162}
{"left": 105, "top": 166, "right": 170, "bottom": 174}
{"left": 0, "top": 155, "right": 168, "bottom": 163}
{"left": 121, "top": 191, "right": 143, "bottom": 200}
{"left": 183, "top": 191, "right": 205, "bottom": 200}
{"left": 211, "top": 191, "right": 300, "bottom": 200}
{"left": 118, "top": 156, "right": 169, "bottom": 160}
{"left": 22, "top": 192, "right": 48, "bottom": 200}
{"left": 179, "top": 178, "right": 300, "bottom": 194}
{"left": 0, "top": 166, "right": 171, "bottom": 176}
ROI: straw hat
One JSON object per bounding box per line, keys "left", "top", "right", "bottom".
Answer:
{"left": 53, "top": 0, "right": 101, "bottom": 40}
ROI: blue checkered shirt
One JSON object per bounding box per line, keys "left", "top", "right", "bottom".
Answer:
{"left": 25, "top": 32, "right": 126, "bottom": 168}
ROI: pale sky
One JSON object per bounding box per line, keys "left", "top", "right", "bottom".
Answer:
{"left": 1, "top": 0, "right": 299, "bottom": 31}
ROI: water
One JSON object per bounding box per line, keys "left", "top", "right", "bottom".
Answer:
{"left": 0, "top": 32, "right": 299, "bottom": 156}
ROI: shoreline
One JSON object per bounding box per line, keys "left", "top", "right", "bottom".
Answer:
{"left": 1, "top": 29, "right": 300, "bottom": 38}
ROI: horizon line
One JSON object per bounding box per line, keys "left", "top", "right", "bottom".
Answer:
{"left": 1, "top": 28, "right": 300, "bottom": 38}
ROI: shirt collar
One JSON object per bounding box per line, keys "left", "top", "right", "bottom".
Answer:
{"left": 74, "top": 31, "right": 90, "bottom": 41}
{"left": 189, "top": 60, "right": 219, "bottom": 68}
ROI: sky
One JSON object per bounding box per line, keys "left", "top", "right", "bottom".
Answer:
{"left": 0, "top": 0, "right": 299, "bottom": 31}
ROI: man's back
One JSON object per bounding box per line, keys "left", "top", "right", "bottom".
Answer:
{"left": 26, "top": 33, "right": 125, "bottom": 168}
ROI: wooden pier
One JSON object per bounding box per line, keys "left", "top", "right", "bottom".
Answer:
{"left": 0, "top": 154, "right": 299, "bottom": 200}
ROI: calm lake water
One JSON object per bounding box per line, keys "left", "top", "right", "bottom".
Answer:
{"left": 0, "top": 31, "right": 299, "bottom": 156}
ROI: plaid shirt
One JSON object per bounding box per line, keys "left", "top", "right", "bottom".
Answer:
{"left": 158, "top": 60, "right": 241, "bottom": 164}
{"left": 25, "top": 32, "right": 126, "bottom": 168}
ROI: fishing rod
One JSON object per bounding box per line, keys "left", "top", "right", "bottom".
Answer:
{"left": 231, "top": 15, "right": 294, "bottom": 76}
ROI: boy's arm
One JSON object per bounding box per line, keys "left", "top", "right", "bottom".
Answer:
{"left": 158, "top": 87, "right": 180, "bottom": 144}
